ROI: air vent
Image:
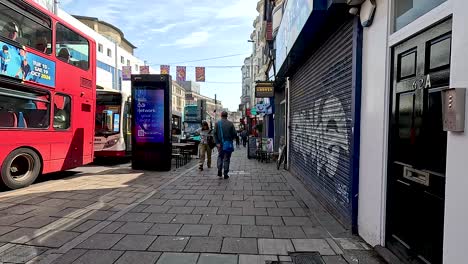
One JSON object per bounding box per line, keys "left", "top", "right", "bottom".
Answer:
{"left": 80, "top": 77, "right": 92, "bottom": 89}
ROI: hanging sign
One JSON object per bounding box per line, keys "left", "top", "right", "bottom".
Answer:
{"left": 255, "top": 81, "right": 274, "bottom": 98}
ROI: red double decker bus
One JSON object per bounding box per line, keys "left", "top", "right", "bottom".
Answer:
{"left": 0, "top": 0, "right": 96, "bottom": 189}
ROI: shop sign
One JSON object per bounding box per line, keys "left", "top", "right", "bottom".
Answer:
{"left": 255, "top": 81, "right": 274, "bottom": 98}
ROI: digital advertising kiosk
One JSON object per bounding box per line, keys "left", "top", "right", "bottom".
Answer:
{"left": 131, "top": 74, "right": 172, "bottom": 171}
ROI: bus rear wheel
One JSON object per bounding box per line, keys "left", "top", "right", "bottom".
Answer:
{"left": 1, "top": 148, "right": 41, "bottom": 189}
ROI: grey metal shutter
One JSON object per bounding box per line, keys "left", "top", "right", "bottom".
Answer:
{"left": 289, "top": 19, "right": 354, "bottom": 226}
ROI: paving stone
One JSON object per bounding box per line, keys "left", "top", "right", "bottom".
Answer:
{"left": 144, "top": 213, "right": 176, "bottom": 223}
{"left": 112, "top": 234, "right": 157, "bottom": 250}
{"left": 183, "top": 194, "right": 204, "bottom": 200}
{"left": 39, "top": 198, "right": 71, "bottom": 207}
{"left": 254, "top": 201, "right": 277, "bottom": 208}
{"left": 186, "top": 200, "right": 210, "bottom": 207}
{"left": 292, "top": 208, "right": 308, "bottom": 216}
{"left": 221, "top": 237, "right": 258, "bottom": 254}
{"left": 143, "top": 205, "right": 171, "bottom": 213}
{"left": 163, "top": 194, "right": 184, "bottom": 199}
{"left": 0, "top": 214, "right": 31, "bottom": 225}
{"left": 272, "top": 226, "right": 307, "bottom": 238}
{"left": 14, "top": 216, "right": 57, "bottom": 228}
{"left": 209, "top": 224, "right": 241, "bottom": 237}
{"left": 164, "top": 199, "right": 189, "bottom": 206}
{"left": 277, "top": 201, "right": 302, "bottom": 208}
{"left": 178, "top": 190, "right": 198, "bottom": 195}
{"left": 198, "top": 253, "right": 238, "bottom": 264}
{"left": 256, "top": 216, "right": 284, "bottom": 226}
{"left": 168, "top": 207, "right": 195, "bottom": 214}
{"left": 184, "top": 237, "right": 222, "bottom": 253}
{"left": 196, "top": 190, "right": 215, "bottom": 195}
{"left": 0, "top": 227, "right": 38, "bottom": 243}
{"left": 228, "top": 215, "right": 255, "bottom": 225}
{"left": 63, "top": 200, "right": 95, "bottom": 209}
{"left": 0, "top": 245, "right": 48, "bottom": 263}
{"left": 238, "top": 254, "right": 278, "bottom": 264}
{"left": 223, "top": 195, "right": 244, "bottom": 201}
{"left": 280, "top": 255, "right": 293, "bottom": 262}
{"left": 177, "top": 224, "right": 211, "bottom": 236}
{"left": 203, "top": 194, "right": 223, "bottom": 200}
{"left": 267, "top": 208, "right": 294, "bottom": 216}
{"left": 192, "top": 207, "right": 218, "bottom": 215}
{"left": 116, "top": 212, "right": 150, "bottom": 222}
{"left": 232, "top": 201, "right": 255, "bottom": 208}
{"left": 26, "top": 230, "right": 80, "bottom": 248}
{"left": 200, "top": 214, "right": 228, "bottom": 225}
{"left": 50, "top": 249, "right": 87, "bottom": 264}
{"left": 147, "top": 224, "right": 182, "bottom": 235}
{"left": 141, "top": 199, "right": 167, "bottom": 205}
{"left": 253, "top": 190, "right": 273, "bottom": 196}
{"left": 148, "top": 236, "right": 190, "bottom": 252}
{"left": 99, "top": 221, "right": 125, "bottom": 233}
{"left": 115, "top": 222, "right": 153, "bottom": 234}
{"left": 71, "top": 220, "right": 100, "bottom": 232}
{"left": 81, "top": 210, "right": 114, "bottom": 221}
{"left": 258, "top": 239, "right": 294, "bottom": 255}
{"left": 0, "top": 226, "right": 17, "bottom": 236}
{"left": 264, "top": 195, "right": 285, "bottom": 201}
{"left": 242, "top": 207, "right": 268, "bottom": 216}
{"left": 292, "top": 239, "right": 335, "bottom": 255}
{"left": 169, "top": 214, "right": 201, "bottom": 224}
{"left": 322, "top": 255, "right": 348, "bottom": 264}
{"left": 77, "top": 233, "right": 125, "bottom": 249}
{"left": 1, "top": 204, "right": 38, "bottom": 214}
{"left": 156, "top": 252, "right": 198, "bottom": 264}
{"left": 72, "top": 249, "right": 124, "bottom": 264}
{"left": 217, "top": 207, "right": 242, "bottom": 215}
{"left": 282, "top": 216, "right": 314, "bottom": 226}
{"left": 242, "top": 225, "right": 273, "bottom": 238}
{"left": 302, "top": 226, "right": 330, "bottom": 238}
{"left": 209, "top": 200, "right": 232, "bottom": 207}
{"left": 115, "top": 251, "right": 162, "bottom": 264}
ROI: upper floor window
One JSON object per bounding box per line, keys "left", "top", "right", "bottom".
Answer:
{"left": 126, "top": 59, "right": 130, "bottom": 66}
{"left": 394, "top": 0, "right": 447, "bottom": 32}
{"left": 56, "top": 23, "right": 89, "bottom": 70}
{"left": 98, "top": 43, "right": 103, "bottom": 53}
{"left": 0, "top": 2, "right": 52, "bottom": 54}
{"left": 135, "top": 64, "right": 138, "bottom": 71}
{"left": 107, "top": 48, "right": 112, "bottom": 57}
{"left": 120, "top": 56, "right": 124, "bottom": 64}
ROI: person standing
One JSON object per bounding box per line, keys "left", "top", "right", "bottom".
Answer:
{"left": 241, "top": 129, "right": 248, "bottom": 147}
{"left": 214, "top": 111, "right": 236, "bottom": 179}
{"left": 196, "top": 121, "right": 212, "bottom": 171}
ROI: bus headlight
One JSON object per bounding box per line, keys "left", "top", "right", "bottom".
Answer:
{"left": 104, "top": 138, "right": 119, "bottom": 149}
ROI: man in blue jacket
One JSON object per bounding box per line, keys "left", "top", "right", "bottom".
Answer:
{"left": 214, "top": 111, "right": 237, "bottom": 179}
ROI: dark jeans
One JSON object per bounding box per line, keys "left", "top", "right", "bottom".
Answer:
{"left": 217, "top": 148, "right": 232, "bottom": 175}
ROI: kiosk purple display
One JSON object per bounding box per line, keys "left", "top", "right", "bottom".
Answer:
{"left": 134, "top": 88, "right": 164, "bottom": 143}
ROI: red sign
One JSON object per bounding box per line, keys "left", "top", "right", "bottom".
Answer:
{"left": 160, "top": 65, "right": 170, "bottom": 75}
{"left": 266, "top": 22, "right": 273, "bottom": 41}
{"left": 176, "top": 66, "right": 186, "bottom": 82}
{"left": 195, "top": 67, "right": 205, "bottom": 82}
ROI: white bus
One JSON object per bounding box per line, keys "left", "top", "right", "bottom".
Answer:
{"left": 94, "top": 88, "right": 131, "bottom": 158}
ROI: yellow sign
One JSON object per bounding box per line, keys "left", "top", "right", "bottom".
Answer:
{"left": 255, "top": 81, "right": 274, "bottom": 98}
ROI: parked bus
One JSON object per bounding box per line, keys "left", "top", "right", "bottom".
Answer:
{"left": 0, "top": 0, "right": 96, "bottom": 189}
{"left": 94, "top": 88, "right": 131, "bottom": 158}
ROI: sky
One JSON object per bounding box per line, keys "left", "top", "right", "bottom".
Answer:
{"left": 60, "top": 0, "right": 259, "bottom": 111}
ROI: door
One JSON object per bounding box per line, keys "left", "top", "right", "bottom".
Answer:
{"left": 386, "top": 19, "right": 452, "bottom": 264}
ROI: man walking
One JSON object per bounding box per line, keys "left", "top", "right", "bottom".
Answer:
{"left": 214, "top": 111, "right": 237, "bottom": 179}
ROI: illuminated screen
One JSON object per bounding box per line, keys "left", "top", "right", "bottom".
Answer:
{"left": 134, "top": 87, "right": 165, "bottom": 143}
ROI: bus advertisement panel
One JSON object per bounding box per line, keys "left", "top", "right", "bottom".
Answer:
{"left": 134, "top": 88, "right": 165, "bottom": 144}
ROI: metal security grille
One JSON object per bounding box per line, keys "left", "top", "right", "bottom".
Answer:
{"left": 289, "top": 19, "right": 354, "bottom": 226}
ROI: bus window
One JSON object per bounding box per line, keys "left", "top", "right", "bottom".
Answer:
{"left": 0, "top": 2, "right": 52, "bottom": 54}
{"left": 0, "top": 87, "right": 50, "bottom": 129}
{"left": 53, "top": 94, "right": 71, "bottom": 130}
{"left": 56, "top": 23, "right": 89, "bottom": 70}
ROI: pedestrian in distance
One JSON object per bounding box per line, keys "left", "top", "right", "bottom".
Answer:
{"left": 214, "top": 111, "right": 236, "bottom": 179}
{"left": 235, "top": 131, "right": 240, "bottom": 149}
{"left": 241, "top": 129, "right": 248, "bottom": 147}
{"left": 196, "top": 121, "right": 213, "bottom": 171}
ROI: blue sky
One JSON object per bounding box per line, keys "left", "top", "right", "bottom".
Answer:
{"left": 61, "top": 0, "right": 258, "bottom": 111}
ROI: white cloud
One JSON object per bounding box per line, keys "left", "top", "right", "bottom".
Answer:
{"left": 160, "top": 31, "right": 210, "bottom": 48}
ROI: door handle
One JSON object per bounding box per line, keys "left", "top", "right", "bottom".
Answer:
{"left": 403, "top": 166, "right": 430, "bottom": 186}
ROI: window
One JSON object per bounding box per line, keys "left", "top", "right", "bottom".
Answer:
{"left": 127, "top": 59, "right": 130, "bottom": 66}
{"left": 98, "top": 43, "right": 103, "bottom": 53}
{"left": 0, "top": 86, "right": 50, "bottom": 129}
{"left": 53, "top": 94, "right": 71, "bottom": 130}
{"left": 120, "top": 56, "right": 124, "bottom": 64}
{"left": 0, "top": 2, "right": 52, "bottom": 54}
{"left": 56, "top": 23, "right": 89, "bottom": 70}
{"left": 394, "top": 0, "right": 447, "bottom": 32}
{"left": 135, "top": 64, "right": 138, "bottom": 71}
{"left": 107, "top": 48, "right": 112, "bottom": 57}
